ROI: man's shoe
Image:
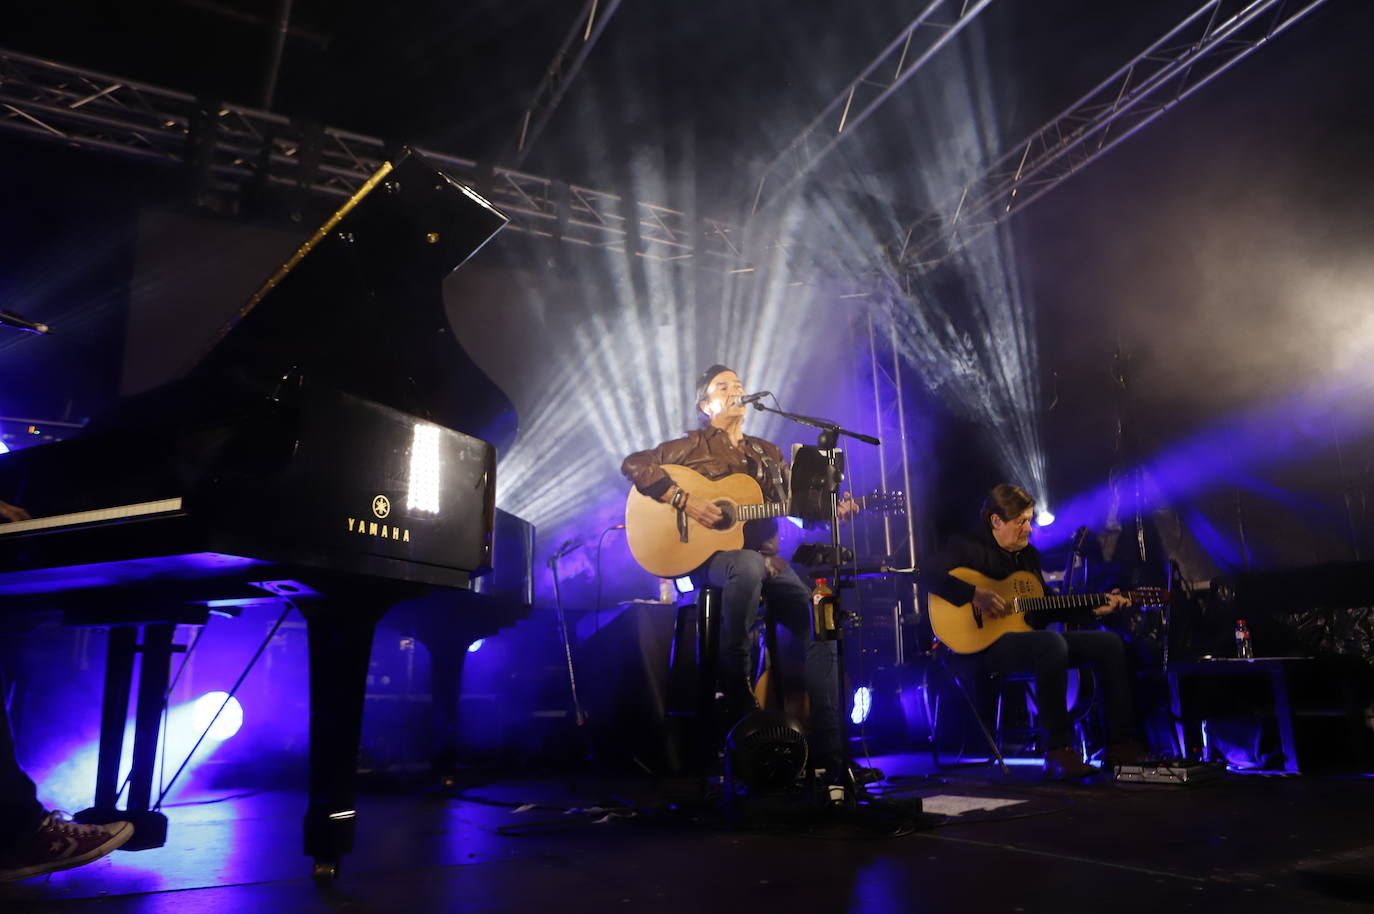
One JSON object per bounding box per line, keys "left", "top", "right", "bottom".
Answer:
{"left": 0, "top": 811, "right": 133, "bottom": 883}
{"left": 1044, "top": 747, "right": 1097, "bottom": 780}
{"left": 1105, "top": 741, "right": 1148, "bottom": 769}
{"left": 851, "top": 764, "right": 886, "bottom": 786}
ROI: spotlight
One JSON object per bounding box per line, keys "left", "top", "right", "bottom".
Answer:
{"left": 0, "top": 438, "right": 8, "bottom": 454}
{"left": 192, "top": 691, "right": 242, "bottom": 741}
{"left": 673, "top": 576, "right": 695, "bottom": 594}
{"left": 467, "top": 638, "right": 485, "bottom": 653}
{"left": 1035, "top": 509, "right": 1055, "bottom": 527}
{"left": 851, "top": 686, "right": 872, "bottom": 725}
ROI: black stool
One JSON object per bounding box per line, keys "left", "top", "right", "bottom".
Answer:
{"left": 666, "top": 585, "right": 783, "bottom": 776}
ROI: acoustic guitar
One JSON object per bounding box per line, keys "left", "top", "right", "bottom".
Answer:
{"left": 624, "top": 464, "right": 903, "bottom": 578}
{"left": 928, "top": 567, "right": 1169, "bottom": 654}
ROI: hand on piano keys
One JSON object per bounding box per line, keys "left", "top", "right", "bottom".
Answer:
{"left": 0, "top": 500, "right": 31, "bottom": 523}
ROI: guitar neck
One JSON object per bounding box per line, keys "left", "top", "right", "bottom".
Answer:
{"left": 1012, "top": 593, "right": 1114, "bottom": 615}
{"left": 735, "top": 501, "right": 789, "bottom": 522}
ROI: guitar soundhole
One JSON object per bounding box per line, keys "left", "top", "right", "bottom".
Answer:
{"left": 713, "top": 501, "right": 735, "bottom": 529}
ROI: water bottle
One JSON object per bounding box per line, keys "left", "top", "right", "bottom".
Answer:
{"left": 1234, "top": 619, "right": 1254, "bottom": 659}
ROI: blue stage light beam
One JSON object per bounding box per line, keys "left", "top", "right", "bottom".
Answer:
{"left": 35, "top": 692, "right": 243, "bottom": 812}
{"left": 191, "top": 691, "right": 243, "bottom": 742}
{"left": 1032, "top": 376, "right": 1374, "bottom": 564}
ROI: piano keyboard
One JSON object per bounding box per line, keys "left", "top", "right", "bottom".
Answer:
{"left": 0, "top": 498, "right": 185, "bottom": 536}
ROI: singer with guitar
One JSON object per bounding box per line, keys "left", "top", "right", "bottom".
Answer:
{"left": 620, "top": 365, "right": 853, "bottom": 776}
{"left": 928, "top": 484, "right": 1146, "bottom": 779}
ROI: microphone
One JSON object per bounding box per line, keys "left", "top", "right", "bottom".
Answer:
{"left": 734, "top": 391, "right": 771, "bottom": 406}
{"left": 552, "top": 537, "right": 583, "bottom": 559}
{"left": 0, "top": 309, "right": 51, "bottom": 335}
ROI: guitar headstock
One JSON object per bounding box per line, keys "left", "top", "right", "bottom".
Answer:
{"left": 856, "top": 490, "right": 907, "bottom": 515}
{"left": 1128, "top": 586, "right": 1171, "bottom": 609}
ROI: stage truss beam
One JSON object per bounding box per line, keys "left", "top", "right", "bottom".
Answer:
{"left": 749, "top": 0, "right": 997, "bottom": 218}
{"left": 0, "top": 47, "right": 741, "bottom": 267}
{"left": 894, "top": 0, "right": 1333, "bottom": 271}
{"left": 508, "top": 0, "right": 625, "bottom": 169}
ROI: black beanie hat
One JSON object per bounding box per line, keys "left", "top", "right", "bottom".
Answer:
{"left": 694, "top": 364, "right": 734, "bottom": 404}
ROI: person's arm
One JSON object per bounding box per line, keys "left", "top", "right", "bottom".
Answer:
{"left": 620, "top": 435, "right": 722, "bottom": 527}
{"left": 621, "top": 440, "right": 683, "bottom": 502}
{"left": 924, "top": 534, "right": 1012, "bottom": 618}
{"left": 1023, "top": 548, "right": 1126, "bottom": 626}
{"left": 0, "top": 500, "right": 30, "bottom": 523}
{"left": 926, "top": 535, "right": 981, "bottom": 607}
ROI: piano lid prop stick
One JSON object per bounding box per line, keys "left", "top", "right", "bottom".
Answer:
{"left": 0, "top": 309, "right": 51, "bottom": 335}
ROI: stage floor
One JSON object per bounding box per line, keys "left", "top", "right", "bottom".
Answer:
{"left": 3, "top": 752, "right": 1372, "bottom": 913}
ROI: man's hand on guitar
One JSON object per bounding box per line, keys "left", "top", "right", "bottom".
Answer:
{"left": 836, "top": 492, "right": 857, "bottom": 523}
{"left": 0, "top": 500, "right": 30, "bottom": 523}
{"left": 1093, "top": 589, "right": 1131, "bottom": 617}
{"left": 972, "top": 586, "right": 1009, "bottom": 618}
{"left": 680, "top": 492, "right": 724, "bottom": 529}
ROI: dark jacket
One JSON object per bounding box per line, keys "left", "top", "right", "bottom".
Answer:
{"left": 928, "top": 526, "right": 1096, "bottom": 629}
{"left": 621, "top": 426, "right": 788, "bottom": 554}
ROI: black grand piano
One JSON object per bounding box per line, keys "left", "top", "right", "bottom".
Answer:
{"left": 0, "top": 149, "right": 533, "bottom": 881}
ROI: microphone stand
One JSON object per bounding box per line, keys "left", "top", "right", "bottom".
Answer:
{"left": 1061, "top": 526, "right": 1090, "bottom": 596}
{"left": 547, "top": 544, "right": 587, "bottom": 729}
{"left": 747, "top": 400, "right": 879, "bottom": 801}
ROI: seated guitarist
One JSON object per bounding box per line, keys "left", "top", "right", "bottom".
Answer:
{"left": 929, "top": 484, "right": 1143, "bottom": 779}
{"left": 620, "top": 364, "right": 848, "bottom": 775}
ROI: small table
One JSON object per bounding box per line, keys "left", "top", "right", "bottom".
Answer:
{"left": 1166, "top": 657, "right": 1313, "bottom": 773}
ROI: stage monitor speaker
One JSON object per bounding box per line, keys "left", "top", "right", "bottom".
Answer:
{"left": 572, "top": 600, "right": 682, "bottom": 774}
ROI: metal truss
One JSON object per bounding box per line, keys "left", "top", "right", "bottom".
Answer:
{"left": 0, "top": 47, "right": 742, "bottom": 266}
{"left": 507, "top": 0, "right": 625, "bottom": 169}
{"left": 835, "top": 312, "right": 921, "bottom": 674}
{"left": 864, "top": 313, "right": 919, "bottom": 575}
{"left": 894, "top": 0, "right": 1333, "bottom": 269}
{"left": 0, "top": 0, "right": 1332, "bottom": 275}
{"left": 750, "top": 0, "right": 996, "bottom": 217}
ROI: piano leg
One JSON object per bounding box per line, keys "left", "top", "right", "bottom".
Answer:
{"left": 89, "top": 626, "right": 135, "bottom": 815}
{"left": 126, "top": 623, "right": 173, "bottom": 848}
{"left": 300, "top": 603, "right": 385, "bottom": 884}
{"left": 424, "top": 633, "right": 471, "bottom": 784}
{"left": 76, "top": 623, "right": 170, "bottom": 850}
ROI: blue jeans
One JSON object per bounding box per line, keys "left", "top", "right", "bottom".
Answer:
{"left": 698, "top": 550, "right": 842, "bottom": 762}
{"left": 981, "top": 629, "right": 1136, "bottom": 750}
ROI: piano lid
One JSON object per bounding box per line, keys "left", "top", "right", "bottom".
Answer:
{"left": 167, "top": 149, "right": 518, "bottom": 452}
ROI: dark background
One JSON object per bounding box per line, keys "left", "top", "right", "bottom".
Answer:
{"left": 2, "top": 0, "right": 1371, "bottom": 610}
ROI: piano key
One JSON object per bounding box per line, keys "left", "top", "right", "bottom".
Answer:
{"left": 0, "top": 497, "right": 184, "bottom": 536}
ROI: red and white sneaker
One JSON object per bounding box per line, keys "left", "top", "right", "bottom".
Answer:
{"left": 0, "top": 811, "right": 133, "bottom": 883}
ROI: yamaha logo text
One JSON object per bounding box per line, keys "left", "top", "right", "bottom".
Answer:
{"left": 346, "top": 494, "right": 411, "bottom": 542}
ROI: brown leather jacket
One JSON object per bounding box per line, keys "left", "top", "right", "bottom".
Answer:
{"left": 621, "top": 426, "right": 790, "bottom": 555}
